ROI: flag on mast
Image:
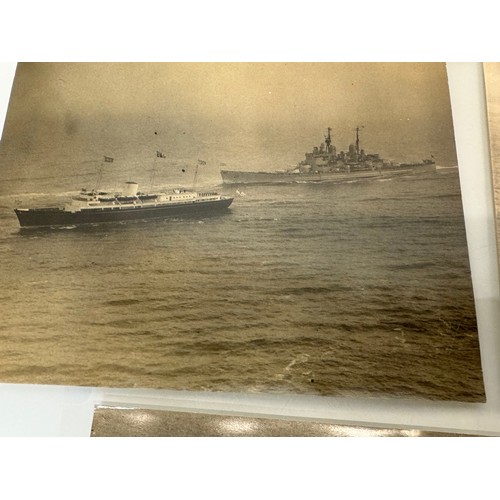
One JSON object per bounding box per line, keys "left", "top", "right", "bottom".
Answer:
{"left": 156, "top": 151, "right": 166, "bottom": 158}
{"left": 198, "top": 159, "right": 206, "bottom": 165}
{"left": 104, "top": 156, "right": 114, "bottom": 163}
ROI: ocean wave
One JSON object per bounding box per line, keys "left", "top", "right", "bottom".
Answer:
{"left": 0, "top": 170, "right": 483, "bottom": 401}
{"left": 280, "top": 285, "right": 354, "bottom": 295}
{"left": 385, "top": 261, "right": 436, "bottom": 270}
{"left": 106, "top": 298, "right": 142, "bottom": 306}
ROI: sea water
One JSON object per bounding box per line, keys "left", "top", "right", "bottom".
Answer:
{"left": 0, "top": 150, "right": 485, "bottom": 402}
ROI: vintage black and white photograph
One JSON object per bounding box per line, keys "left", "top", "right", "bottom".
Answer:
{"left": 0, "top": 63, "right": 485, "bottom": 402}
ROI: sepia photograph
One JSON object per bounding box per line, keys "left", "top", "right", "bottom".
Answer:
{"left": 0, "top": 62, "right": 485, "bottom": 402}
{"left": 90, "top": 406, "right": 479, "bottom": 437}
{"left": 483, "top": 63, "right": 500, "bottom": 268}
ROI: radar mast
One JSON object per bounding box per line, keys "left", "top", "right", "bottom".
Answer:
{"left": 325, "top": 127, "right": 332, "bottom": 152}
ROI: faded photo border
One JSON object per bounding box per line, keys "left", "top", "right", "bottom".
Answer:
{"left": 0, "top": 63, "right": 498, "bottom": 437}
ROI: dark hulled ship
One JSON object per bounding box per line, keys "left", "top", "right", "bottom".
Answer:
{"left": 15, "top": 181, "right": 233, "bottom": 228}
{"left": 220, "top": 127, "right": 436, "bottom": 184}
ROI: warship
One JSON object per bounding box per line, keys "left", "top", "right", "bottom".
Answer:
{"left": 220, "top": 127, "right": 436, "bottom": 184}
{"left": 15, "top": 181, "right": 233, "bottom": 228}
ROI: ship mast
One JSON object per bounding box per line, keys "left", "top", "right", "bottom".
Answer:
{"left": 192, "top": 163, "right": 199, "bottom": 190}
{"left": 94, "top": 166, "right": 104, "bottom": 192}
{"left": 148, "top": 167, "right": 157, "bottom": 192}
{"left": 355, "top": 126, "right": 360, "bottom": 155}
{"left": 325, "top": 127, "right": 332, "bottom": 151}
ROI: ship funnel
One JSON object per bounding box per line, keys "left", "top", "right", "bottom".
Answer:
{"left": 124, "top": 182, "right": 139, "bottom": 196}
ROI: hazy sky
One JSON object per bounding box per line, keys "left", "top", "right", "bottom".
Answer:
{"left": 1, "top": 63, "right": 457, "bottom": 169}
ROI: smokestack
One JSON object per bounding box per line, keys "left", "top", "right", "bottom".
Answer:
{"left": 124, "top": 182, "right": 139, "bottom": 196}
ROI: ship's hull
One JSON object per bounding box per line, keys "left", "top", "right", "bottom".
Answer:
{"left": 221, "top": 162, "right": 436, "bottom": 185}
{"left": 15, "top": 197, "right": 233, "bottom": 228}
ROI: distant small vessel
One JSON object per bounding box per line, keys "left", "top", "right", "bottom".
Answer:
{"left": 15, "top": 181, "right": 233, "bottom": 228}
{"left": 221, "top": 127, "right": 436, "bottom": 184}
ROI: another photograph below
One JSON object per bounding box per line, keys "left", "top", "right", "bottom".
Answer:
{"left": 483, "top": 62, "right": 500, "bottom": 267}
{"left": 91, "top": 407, "right": 482, "bottom": 437}
{"left": 0, "top": 63, "right": 485, "bottom": 402}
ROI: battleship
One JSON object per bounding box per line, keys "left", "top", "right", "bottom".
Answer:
{"left": 220, "top": 127, "right": 436, "bottom": 184}
{"left": 14, "top": 181, "right": 234, "bottom": 228}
